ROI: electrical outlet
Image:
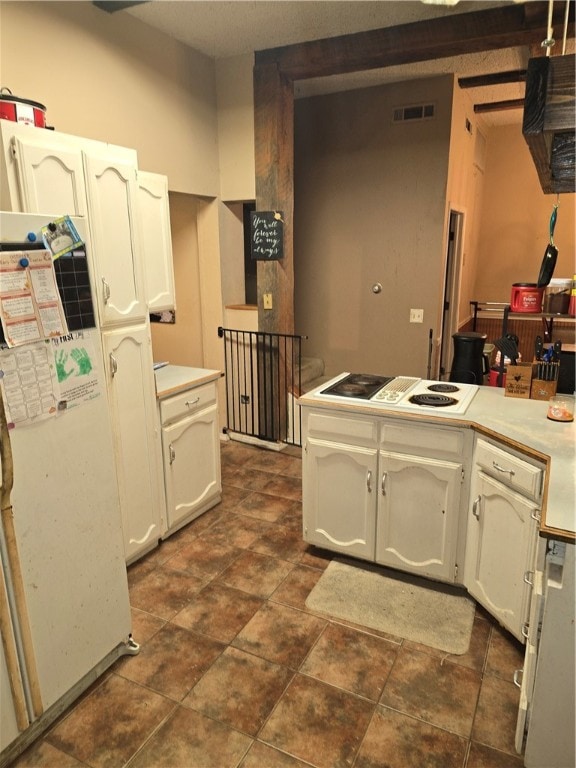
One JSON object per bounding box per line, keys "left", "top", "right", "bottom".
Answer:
{"left": 263, "top": 293, "right": 273, "bottom": 310}
{"left": 410, "top": 308, "right": 424, "bottom": 323}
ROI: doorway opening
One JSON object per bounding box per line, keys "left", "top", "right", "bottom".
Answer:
{"left": 439, "top": 210, "right": 464, "bottom": 378}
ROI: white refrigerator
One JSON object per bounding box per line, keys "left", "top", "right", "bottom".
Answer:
{"left": 0, "top": 212, "right": 131, "bottom": 766}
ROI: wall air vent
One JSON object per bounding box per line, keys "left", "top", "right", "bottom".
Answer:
{"left": 393, "top": 103, "right": 435, "bottom": 123}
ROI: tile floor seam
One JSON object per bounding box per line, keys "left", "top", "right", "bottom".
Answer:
{"left": 121, "top": 701, "right": 179, "bottom": 768}
{"left": 375, "top": 701, "right": 472, "bottom": 742}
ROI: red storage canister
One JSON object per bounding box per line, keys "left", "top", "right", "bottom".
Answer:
{"left": 0, "top": 87, "right": 46, "bottom": 128}
{"left": 510, "top": 283, "right": 544, "bottom": 313}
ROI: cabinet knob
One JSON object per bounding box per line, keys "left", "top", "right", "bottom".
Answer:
{"left": 169, "top": 444, "right": 175, "bottom": 464}
{"left": 109, "top": 353, "right": 117, "bottom": 377}
{"left": 185, "top": 397, "right": 200, "bottom": 408}
{"left": 381, "top": 472, "right": 387, "bottom": 496}
{"left": 367, "top": 470, "right": 372, "bottom": 493}
{"left": 513, "top": 669, "right": 523, "bottom": 688}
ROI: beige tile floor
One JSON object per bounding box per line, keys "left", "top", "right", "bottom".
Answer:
{"left": 14, "top": 440, "right": 526, "bottom": 768}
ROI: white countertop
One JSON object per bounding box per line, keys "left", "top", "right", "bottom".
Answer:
{"left": 154, "top": 364, "right": 221, "bottom": 399}
{"left": 299, "top": 379, "right": 576, "bottom": 538}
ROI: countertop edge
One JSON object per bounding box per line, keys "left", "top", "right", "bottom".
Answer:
{"left": 154, "top": 366, "right": 222, "bottom": 400}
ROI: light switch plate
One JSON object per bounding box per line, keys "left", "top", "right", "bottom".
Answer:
{"left": 263, "top": 293, "right": 273, "bottom": 310}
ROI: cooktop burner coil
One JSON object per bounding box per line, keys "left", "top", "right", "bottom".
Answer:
{"left": 408, "top": 393, "right": 459, "bottom": 407}
{"left": 427, "top": 383, "right": 459, "bottom": 394}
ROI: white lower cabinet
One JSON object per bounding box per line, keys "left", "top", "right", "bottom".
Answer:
{"left": 103, "top": 324, "right": 163, "bottom": 562}
{"left": 376, "top": 451, "right": 463, "bottom": 582}
{"left": 463, "top": 438, "right": 543, "bottom": 642}
{"left": 302, "top": 409, "right": 467, "bottom": 582}
{"left": 304, "top": 438, "right": 377, "bottom": 559}
{"left": 159, "top": 381, "right": 222, "bottom": 536}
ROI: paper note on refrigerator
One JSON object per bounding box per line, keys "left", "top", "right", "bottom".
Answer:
{"left": 0, "top": 249, "right": 68, "bottom": 347}
{"left": 51, "top": 331, "right": 102, "bottom": 409}
{"left": 0, "top": 341, "right": 59, "bottom": 426}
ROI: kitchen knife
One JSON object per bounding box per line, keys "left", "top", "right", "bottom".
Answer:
{"left": 535, "top": 335, "right": 543, "bottom": 361}
{"left": 553, "top": 340, "right": 562, "bottom": 361}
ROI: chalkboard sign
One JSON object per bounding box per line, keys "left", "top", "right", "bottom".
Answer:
{"left": 250, "top": 211, "right": 284, "bottom": 260}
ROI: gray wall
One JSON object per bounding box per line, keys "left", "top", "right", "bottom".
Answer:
{"left": 294, "top": 76, "right": 453, "bottom": 378}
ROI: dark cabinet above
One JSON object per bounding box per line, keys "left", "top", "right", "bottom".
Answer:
{"left": 523, "top": 54, "right": 575, "bottom": 195}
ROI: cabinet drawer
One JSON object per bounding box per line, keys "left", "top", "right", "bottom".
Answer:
{"left": 304, "top": 409, "right": 377, "bottom": 447}
{"left": 475, "top": 438, "right": 544, "bottom": 500}
{"left": 160, "top": 382, "right": 216, "bottom": 425}
{"left": 381, "top": 421, "right": 466, "bottom": 459}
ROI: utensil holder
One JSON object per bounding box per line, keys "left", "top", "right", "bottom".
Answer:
{"left": 504, "top": 363, "right": 533, "bottom": 398}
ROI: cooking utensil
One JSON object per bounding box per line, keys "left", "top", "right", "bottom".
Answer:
{"left": 0, "top": 87, "right": 47, "bottom": 128}
{"left": 537, "top": 203, "right": 559, "bottom": 288}
{"left": 494, "top": 334, "right": 519, "bottom": 365}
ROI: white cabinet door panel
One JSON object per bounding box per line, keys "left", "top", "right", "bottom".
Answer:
{"left": 84, "top": 153, "right": 146, "bottom": 326}
{"left": 137, "top": 171, "right": 175, "bottom": 312}
{"left": 376, "top": 451, "right": 462, "bottom": 582}
{"left": 13, "top": 136, "right": 88, "bottom": 216}
{"left": 464, "top": 471, "right": 538, "bottom": 641}
{"left": 162, "top": 404, "right": 221, "bottom": 532}
{"left": 303, "top": 439, "right": 377, "bottom": 560}
{"left": 103, "top": 325, "right": 162, "bottom": 561}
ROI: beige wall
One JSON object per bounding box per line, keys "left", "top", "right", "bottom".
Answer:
{"left": 216, "top": 55, "right": 256, "bottom": 202}
{"left": 294, "top": 77, "right": 453, "bottom": 379}
{"left": 0, "top": 2, "right": 219, "bottom": 196}
{"left": 150, "top": 194, "right": 204, "bottom": 366}
{"left": 474, "top": 124, "right": 575, "bottom": 303}
{"left": 219, "top": 202, "right": 248, "bottom": 307}
{"left": 446, "top": 83, "right": 487, "bottom": 325}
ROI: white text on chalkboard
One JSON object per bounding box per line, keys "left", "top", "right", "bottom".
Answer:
{"left": 251, "top": 211, "right": 284, "bottom": 260}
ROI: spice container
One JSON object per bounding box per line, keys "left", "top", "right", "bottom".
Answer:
{"left": 547, "top": 395, "right": 575, "bottom": 422}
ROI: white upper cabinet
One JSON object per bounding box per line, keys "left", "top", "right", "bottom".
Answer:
{"left": 83, "top": 151, "right": 146, "bottom": 326}
{"left": 137, "top": 171, "right": 175, "bottom": 312}
{"left": 11, "top": 134, "right": 88, "bottom": 216}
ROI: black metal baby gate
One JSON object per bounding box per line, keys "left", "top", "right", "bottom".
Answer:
{"left": 218, "top": 327, "right": 304, "bottom": 447}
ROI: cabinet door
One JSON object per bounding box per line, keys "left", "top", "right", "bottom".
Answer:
{"left": 303, "top": 439, "right": 377, "bottom": 560}
{"left": 464, "top": 471, "right": 539, "bottom": 641}
{"left": 376, "top": 451, "right": 462, "bottom": 582}
{"left": 103, "top": 325, "right": 162, "bottom": 562}
{"left": 11, "top": 134, "right": 88, "bottom": 215}
{"left": 83, "top": 153, "right": 146, "bottom": 326}
{"left": 137, "top": 171, "right": 175, "bottom": 312}
{"left": 162, "top": 403, "right": 221, "bottom": 533}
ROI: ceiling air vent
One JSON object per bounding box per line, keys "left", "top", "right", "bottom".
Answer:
{"left": 393, "top": 103, "right": 435, "bottom": 123}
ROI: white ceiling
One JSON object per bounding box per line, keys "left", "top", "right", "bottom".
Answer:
{"left": 123, "top": 0, "right": 574, "bottom": 126}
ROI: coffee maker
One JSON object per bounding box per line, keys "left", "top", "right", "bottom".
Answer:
{"left": 449, "top": 332, "right": 489, "bottom": 385}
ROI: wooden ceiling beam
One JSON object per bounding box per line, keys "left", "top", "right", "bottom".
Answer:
{"left": 459, "top": 70, "right": 527, "bottom": 88}
{"left": 255, "top": 2, "right": 574, "bottom": 81}
{"left": 474, "top": 99, "right": 526, "bottom": 113}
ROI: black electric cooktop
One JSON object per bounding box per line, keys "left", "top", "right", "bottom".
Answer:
{"left": 320, "top": 373, "right": 393, "bottom": 399}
